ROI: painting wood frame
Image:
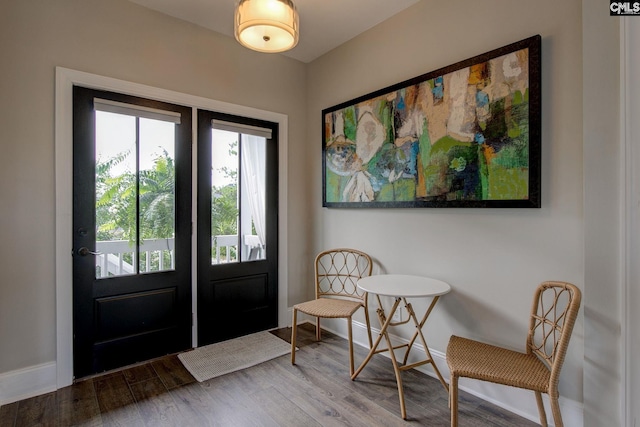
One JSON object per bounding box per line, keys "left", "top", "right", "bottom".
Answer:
{"left": 322, "top": 35, "right": 541, "bottom": 208}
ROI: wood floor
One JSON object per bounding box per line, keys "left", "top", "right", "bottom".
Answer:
{"left": 0, "top": 324, "right": 538, "bottom": 426}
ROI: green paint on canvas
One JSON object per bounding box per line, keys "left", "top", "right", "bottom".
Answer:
{"left": 431, "top": 135, "right": 471, "bottom": 155}
{"left": 418, "top": 118, "right": 432, "bottom": 170}
{"left": 325, "top": 170, "right": 347, "bottom": 203}
{"left": 448, "top": 144, "right": 478, "bottom": 165}
{"left": 507, "top": 121, "right": 521, "bottom": 138}
{"left": 343, "top": 107, "right": 357, "bottom": 141}
{"left": 377, "top": 179, "right": 415, "bottom": 202}
{"left": 394, "top": 179, "right": 416, "bottom": 201}
{"left": 381, "top": 102, "right": 394, "bottom": 144}
{"left": 487, "top": 166, "right": 528, "bottom": 199}
{"left": 479, "top": 146, "right": 489, "bottom": 199}
{"left": 493, "top": 136, "right": 529, "bottom": 168}
{"left": 508, "top": 101, "right": 529, "bottom": 139}
{"left": 377, "top": 182, "right": 395, "bottom": 201}
{"left": 513, "top": 90, "right": 524, "bottom": 105}
{"left": 375, "top": 99, "right": 387, "bottom": 120}
{"left": 423, "top": 151, "right": 449, "bottom": 196}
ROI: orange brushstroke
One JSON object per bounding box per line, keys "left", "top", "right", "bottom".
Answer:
{"left": 416, "top": 153, "right": 426, "bottom": 198}
{"left": 483, "top": 144, "right": 496, "bottom": 164}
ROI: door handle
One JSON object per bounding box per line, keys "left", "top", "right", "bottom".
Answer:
{"left": 77, "top": 247, "right": 102, "bottom": 256}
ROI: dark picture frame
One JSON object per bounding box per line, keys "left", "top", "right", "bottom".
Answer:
{"left": 322, "top": 35, "right": 541, "bottom": 208}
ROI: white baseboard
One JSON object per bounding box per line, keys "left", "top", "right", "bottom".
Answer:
{"left": 0, "top": 362, "right": 57, "bottom": 406}
{"left": 306, "top": 316, "right": 584, "bottom": 427}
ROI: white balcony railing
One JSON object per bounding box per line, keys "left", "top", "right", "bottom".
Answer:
{"left": 94, "top": 234, "right": 264, "bottom": 277}
{"left": 95, "top": 238, "right": 175, "bottom": 278}
{"left": 213, "top": 234, "right": 265, "bottom": 263}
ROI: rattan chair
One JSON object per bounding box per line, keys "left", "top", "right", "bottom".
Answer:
{"left": 446, "top": 281, "right": 581, "bottom": 427}
{"left": 291, "top": 248, "right": 374, "bottom": 376}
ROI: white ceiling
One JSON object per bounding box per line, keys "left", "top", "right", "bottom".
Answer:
{"left": 127, "top": 0, "right": 421, "bottom": 63}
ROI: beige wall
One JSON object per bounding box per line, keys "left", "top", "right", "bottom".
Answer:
{"left": 306, "top": 0, "right": 588, "bottom": 408}
{"left": 0, "top": 0, "right": 307, "bottom": 373}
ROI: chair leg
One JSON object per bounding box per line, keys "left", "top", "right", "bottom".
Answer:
{"left": 315, "top": 317, "right": 321, "bottom": 341}
{"left": 347, "top": 316, "right": 354, "bottom": 376}
{"left": 450, "top": 375, "right": 459, "bottom": 427}
{"left": 550, "top": 394, "right": 563, "bottom": 427}
{"left": 363, "top": 306, "right": 373, "bottom": 349}
{"left": 291, "top": 308, "right": 298, "bottom": 365}
{"left": 535, "top": 391, "right": 548, "bottom": 427}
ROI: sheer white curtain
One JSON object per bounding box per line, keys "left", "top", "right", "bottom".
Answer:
{"left": 241, "top": 135, "right": 266, "bottom": 247}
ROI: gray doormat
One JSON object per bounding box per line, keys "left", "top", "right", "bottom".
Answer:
{"left": 178, "top": 331, "right": 292, "bottom": 382}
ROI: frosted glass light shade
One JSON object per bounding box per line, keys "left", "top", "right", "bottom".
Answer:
{"left": 234, "top": 0, "right": 299, "bottom": 53}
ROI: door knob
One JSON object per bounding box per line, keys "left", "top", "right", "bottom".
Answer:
{"left": 77, "top": 247, "right": 102, "bottom": 256}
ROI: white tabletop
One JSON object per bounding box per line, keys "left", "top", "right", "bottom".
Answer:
{"left": 357, "top": 274, "right": 451, "bottom": 298}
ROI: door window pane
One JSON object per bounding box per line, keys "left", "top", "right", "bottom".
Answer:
{"left": 211, "top": 129, "right": 266, "bottom": 265}
{"left": 240, "top": 134, "right": 266, "bottom": 262}
{"left": 94, "top": 111, "right": 177, "bottom": 278}
{"left": 211, "top": 129, "right": 239, "bottom": 264}
{"left": 138, "top": 118, "right": 176, "bottom": 273}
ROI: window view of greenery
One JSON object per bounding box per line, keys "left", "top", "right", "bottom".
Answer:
{"left": 211, "top": 132, "right": 240, "bottom": 263}
{"left": 210, "top": 129, "right": 267, "bottom": 264}
{"left": 94, "top": 112, "right": 177, "bottom": 277}
{"left": 94, "top": 113, "right": 261, "bottom": 275}
{"left": 96, "top": 148, "right": 176, "bottom": 275}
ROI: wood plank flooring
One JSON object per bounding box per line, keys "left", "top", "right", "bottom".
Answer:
{"left": 0, "top": 324, "right": 538, "bottom": 426}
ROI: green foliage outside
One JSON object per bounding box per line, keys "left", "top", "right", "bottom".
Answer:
{"left": 96, "top": 148, "right": 176, "bottom": 272}
{"left": 211, "top": 140, "right": 239, "bottom": 261}
{"left": 96, "top": 149, "right": 175, "bottom": 243}
{"left": 95, "top": 139, "right": 243, "bottom": 268}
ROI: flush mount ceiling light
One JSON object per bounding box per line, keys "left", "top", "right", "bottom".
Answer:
{"left": 234, "top": 0, "right": 299, "bottom": 53}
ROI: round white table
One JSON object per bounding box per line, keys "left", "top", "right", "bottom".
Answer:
{"left": 352, "top": 274, "right": 451, "bottom": 420}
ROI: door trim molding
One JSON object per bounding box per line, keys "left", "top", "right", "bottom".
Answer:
{"left": 621, "top": 17, "right": 639, "bottom": 427}
{"left": 55, "top": 67, "right": 289, "bottom": 388}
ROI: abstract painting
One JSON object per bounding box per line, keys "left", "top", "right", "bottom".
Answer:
{"left": 322, "top": 35, "right": 541, "bottom": 208}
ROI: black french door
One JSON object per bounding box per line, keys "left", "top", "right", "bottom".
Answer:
{"left": 72, "top": 87, "right": 192, "bottom": 378}
{"left": 197, "top": 110, "right": 279, "bottom": 345}
{"left": 72, "top": 87, "right": 279, "bottom": 376}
